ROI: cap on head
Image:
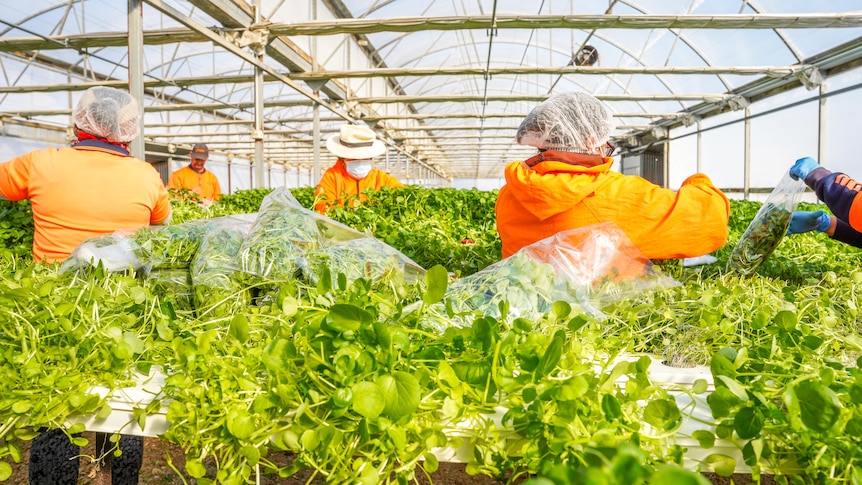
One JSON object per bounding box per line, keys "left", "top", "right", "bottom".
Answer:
{"left": 516, "top": 91, "right": 614, "bottom": 153}
{"left": 326, "top": 124, "right": 386, "bottom": 159}
{"left": 72, "top": 86, "right": 140, "bottom": 143}
{"left": 190, "top": 143, "right": 209, "bottom": 160}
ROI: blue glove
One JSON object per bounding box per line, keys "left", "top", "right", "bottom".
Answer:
{"left": 787, "top": 210, "right": 831, "bottom": 235}
{"left": 789, "top": 157, "right": 820, "bottom": 181}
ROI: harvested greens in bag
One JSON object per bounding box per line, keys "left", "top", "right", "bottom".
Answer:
{"left": 417, "top": 222, "right": 678, "bottom": 332}
{"left": 238, "top": 188, "right": 322, "bottom": 281}
{"left": 129, "top": 219, "right": 216, "bottom": 272}
{"left": 727, "top": 172, "right": 807, "bottom": 276}
{"left": 147, "top": 268, "right": 194, "bottom": 311}
{"left": 303, "top": 236, "right": 425, "bottom": 289}
{"left": 192, "top": 226, "right": 250, "bottom": 318}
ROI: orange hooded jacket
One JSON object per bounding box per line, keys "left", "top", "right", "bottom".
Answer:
{"left": 495, "top": 150, "right": 730, "bottom": 260}
{"left": 315, "top": 159, "right": 403, "bottom": 213}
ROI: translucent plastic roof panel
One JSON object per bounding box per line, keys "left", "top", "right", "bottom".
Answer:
{"left": 2, "top": 0, "right": 862, "bottom": 182}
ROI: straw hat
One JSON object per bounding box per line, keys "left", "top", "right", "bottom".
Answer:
{"left": 326, "top": 124, "right": 386, "bottom": 159}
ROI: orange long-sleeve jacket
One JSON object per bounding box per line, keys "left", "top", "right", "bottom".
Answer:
{"left": 314, "top": 160, "right": 403, "bottom": 213}
{"left": 167, "top": 165, "right": 222, "bottom": 201}
{"left": 0, "top": 144, "right": 171, "bottom": 262}
{"left": 495, "top": 150, "right": 730, "bottom": 260}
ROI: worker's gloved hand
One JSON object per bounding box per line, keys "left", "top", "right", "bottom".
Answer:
{"left": 787, "top": 210, "right": 831, "bottom": 235}
{"left": 789, "top": 157, "right": 820, "bottom": 181}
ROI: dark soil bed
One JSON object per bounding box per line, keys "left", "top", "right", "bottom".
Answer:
{"left": 7, "top": 433, "right": 779, "bottom": 484}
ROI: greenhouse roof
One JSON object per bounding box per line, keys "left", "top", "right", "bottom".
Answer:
{"left": 2, "top": 0, "right": 862, "bottom": 182}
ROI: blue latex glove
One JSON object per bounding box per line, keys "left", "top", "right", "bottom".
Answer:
{"left": 787, "top": 210, "right": 831, "bottom": 235}
{"left": 789, "top": 157, "right": 820, "bottom": 181}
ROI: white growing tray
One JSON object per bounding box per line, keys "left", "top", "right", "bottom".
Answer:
{"left": 68, "top": 355, "right": 748, "bottom": 473}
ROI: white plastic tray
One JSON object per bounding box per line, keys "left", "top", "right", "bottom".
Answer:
{"left": 72, "top": 356, "right": 749, "bottom": 473}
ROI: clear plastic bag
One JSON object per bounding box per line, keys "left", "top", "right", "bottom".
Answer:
{"left": 727, "top": 173, "right": 807, "bottom": 276}
{"left": 191, "top": 226, "right": 251, "bottom": 318}
{"left": 302, "top": 236, "right": 425, "bottom": 289}
{"left": 147, "top": 268, "right": 194, "bottom": 311}
{"left": 237, "top": 188, "right": 323, "bottom": 281}
{"left": 61, "top": 234, "right": 144, "bottom": 273}
{"left": 418, "top": 222, "right": 679, "bottom": 332}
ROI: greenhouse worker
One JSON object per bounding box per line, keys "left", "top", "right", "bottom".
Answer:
{"left": 0, "top": 86, "right": 170, "bottom": 484}
{"left": 314, "top": 123, "right": 403, "bottom": 213}
{"left": 495, "top": 91, "right": 730, "bottom": 260}
{"left": 786, "top": 157, "right": 862, "bottom": 248}
{"left": 167, "top": 142, "right": 222, "bottom": 204}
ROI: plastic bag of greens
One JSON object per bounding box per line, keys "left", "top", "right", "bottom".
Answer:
{"left": 191, "top": 226, "right": 250, "bottom": 318}
{"left": 727, "top": 173, "right": 807, "bottom": 276}
{"left": 303, "top": 236, "right": 425, "bottom": 289}
{"left": 418, "top": 222, "right": 678, "bottom": 332}
{"left": 127, "top": 219, "right": 217, "bottom": 272}
{"left": 147, "top": 267, "right": 194, "bottom": 311}
{"left": 237, "top": 188, "right": 323, "bottom": 281}
{"left": 61, "top": 234, "right": 144, "bottom": 273}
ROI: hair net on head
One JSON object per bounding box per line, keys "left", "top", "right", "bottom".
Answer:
{"left": 516, "top": 91, "right": 615, "bottom": 152}
{"left": 72, "top": 87, "right": 140, "bottom": 143}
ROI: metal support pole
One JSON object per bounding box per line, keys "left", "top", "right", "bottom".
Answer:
{"left": 744, "top": 107, "right": 751, "bottom": 200}
{"left": 818, "top": 84, "right": 827, "bottom": 167}
{"left": 313, "top": 101, "right": 321, "bottom": 184}
{"left": 128, "top": 0, "right": 145, "bottom": 160}
{"left": 696, "top": 119, "right": 703, "bottom": 174}
{"left": 227, "top": 157, "right": 232, "bottom": 194}
{"left": 253, "top": 1, "right": 265, "bottom": 188}
{"left": 662, "top": 141, "right": 669, "bottom": 189}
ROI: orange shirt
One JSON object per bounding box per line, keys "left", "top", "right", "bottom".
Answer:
{"left": 167, "top": 165, "right": 222, "bottom": 201}
{"left": 495, "top": 151, "right": 730, "bottom": 260}
{"left": 0, "top": 145, "right": 171, "bottom": 262}
{"left": 314, "top": 160, "right": 403, "bottom": 213}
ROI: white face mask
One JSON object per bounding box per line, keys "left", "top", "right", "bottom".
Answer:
{"left": 345, "top": 160, "right": 373, "bottom": 179}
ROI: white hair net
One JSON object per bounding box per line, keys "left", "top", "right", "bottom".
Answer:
{"left": 516, "top": 92, "right": 615, "bottom": 152}
{"left": 73, "top": 87, "right": 140, "bottom": 143}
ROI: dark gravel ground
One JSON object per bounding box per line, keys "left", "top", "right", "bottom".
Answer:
{"left": 7, "top": 434, "right": 778, "bottom": 484}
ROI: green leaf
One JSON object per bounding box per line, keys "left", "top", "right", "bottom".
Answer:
{"left": 715, "top": 375, "right": 749, "bottom": 402}
{"left": 422, "top": 453, "right": 439, "bottom": 473}
{"left": 352, "top": 381, "right": 385, "bottom": 419}
{"left": 703, "top": 454, "right": 737, "bottom": 477}
{"left": 733, "top": 407, "right": 763, "bottom": 439}
{"left": 68, "top": 423, "right": 86, "bottom": 435}
{"left": 791, "top": 380, "right": 842, "bottom": 432}
{"left": 186, "top": 458, "right": 207, "bottom": 478}
{"left": 226, "top": 409, "right": 255, "bottom": 440}
{"left": 553, "top": 376, "right": 588, "bottom": 402}
{"left": 423, "top": 265, "right": 448, "bottom": 305}
{"left": 229, "top": 314, "right": 250, "bottom": 343}
{"left": 262, "top": 339, "right": 291, "bottom": 373}
{"left": 707, "top": 387, "right": 744, "bottom": 419}
{"left": 710, "top": 353, "right": 737, "bottom": 380}
{"left": 692, "top": 430, "right": 715, "bottom": 448}
{"left": 11, "top": 401, "right": 31, "bottom": 414}
{"left": 742, "top": 438, "right": 763, "bottom": 466}
{"left": 643, "top": 399, "right": 681, "bottom": 432}
{"left": 122, "top": 331, "right": 146, "bottom": 354}
{"left": 0, "top": 462, "right": 11, "bottom": 481}
{"left": 239, "top": 445, "right": 260, "bottom": 466}
{"left": 602, "top": 394, "right": 621, "bottom": 419}
{"left": 534, "top": 333, "right": 564, "bottom": 381}
{"left": 378, "top": 372, "right": 421, "bottom": 420}
{"left": 774, "top": 309, "right": 797, "bottom": 330}
{"left": 327, "top": 304, "right": 372, "bottom": 332}
{"left": 691, "top": 379, "right": 709, "bottom": 395}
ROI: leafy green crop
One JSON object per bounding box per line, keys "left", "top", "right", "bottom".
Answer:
{"left": 4, "top": 189, "right": 862, "bottom": 485}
